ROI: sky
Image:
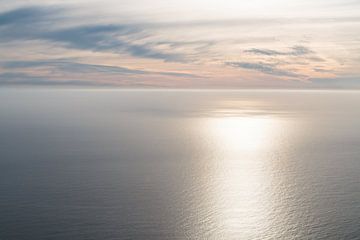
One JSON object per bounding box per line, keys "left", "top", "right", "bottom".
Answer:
{"left": 0, "top": 0, "right": 360, "bottom": 88}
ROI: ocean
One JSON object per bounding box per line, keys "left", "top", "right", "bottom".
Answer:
{"left": 0, "top": 89, "right": 359, "bottom": 239}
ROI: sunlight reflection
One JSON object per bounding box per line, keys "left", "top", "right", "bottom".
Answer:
{"left": 205, "top": 114, "right": 283, "bottom": 238}
{"left": 209, "top": 116, "right": 278, "bottom": 153}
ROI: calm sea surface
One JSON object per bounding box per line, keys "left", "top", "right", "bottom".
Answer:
{"left": 0, "top": 89, "right": 359, "bottom": 239}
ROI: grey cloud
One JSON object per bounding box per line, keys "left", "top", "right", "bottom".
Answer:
{"left": 291, "top": 45, "right": 313, "bottom": 55}
{"left": 40, "top": 25, "right": 180, "bottom": 61}
{"left": 0, "top": 6, "right": 51, "bottom": 25}
{"left": 0, "top": 72, "right": 108, "bottom": 86}
{"left": 313, "top": 68, "right": 334, "bottom": 73}
{"left": 0, "top": 71, "right": 194, "bottom": 87}
{"left": 244, "top": 49, "right": 284, "bottom": 56}
{"left": 245, "top": 45, "right": 314, "bottom": 57}
{"left": 3, "top": 60, "right": 146, "bottom": 74}
{"left": 125, "top": 44, "right": 183, "bottom": 62}
{"left": 0, "top": 7, "right": 183, "bottom": 62}
{"left": 42, "top": 25, "right": 128, "bottom": 50}
{"left": 307, "top": 56, "right": 326, "bottom": 62}
{"left": 0, "top": 6, "right": 62, "bottom": 41}
{"left": 1, "top": 60, "right": 200, "bottom": 78}
{"left": 43, "top": 24, "right": 184, "bottom": 61}
{"left": 226, "top": 62, "right": 305, "bottom": 78}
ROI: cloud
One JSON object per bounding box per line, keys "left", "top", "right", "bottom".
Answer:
{"left": 3, "top": 60, "right": 146, "bottom": 74}
{"left": 41, "top": 25, "right": 184, "bottom": 61}
{"left": 1, "top": 3, "right": 359, "bottom": 89}
{"left": 313, "top": 68, "right": 334, "bottom": 73}
{"left": 0, "top": 72, "right": 106, "bottom": 86}
{"left": 0, "top": 6, "right": 51, "bottom": 25}
{"left": 244, "top": 49, "right": 284, "bottom": 56}
{"left": 1, "top": 60, "right": 200, "bottom": 78}
{"left": 245, "top": 45, "right": 313, "bottom": 56}
{"left": 0, "top": 7, "right": 183, "bottom": 62}
{"left": 226, "top": 62, "right": 305, "bottom": 78}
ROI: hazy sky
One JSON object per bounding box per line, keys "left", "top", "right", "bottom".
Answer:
{"left": 1, "top": 0, "right": 360, "bottom": 88}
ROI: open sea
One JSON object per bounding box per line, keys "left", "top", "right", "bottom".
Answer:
{"left": 0, "top": 89, "right": 359, "bottom": 239}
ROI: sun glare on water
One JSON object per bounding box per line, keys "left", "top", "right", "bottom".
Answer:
{"left": 202, "top": 114, "right": 286, "bottom": 237}
{"left": 208, "top": 116, "right": 279, "bottom": 153}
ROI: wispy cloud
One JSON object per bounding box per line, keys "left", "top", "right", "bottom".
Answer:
{"left": 0, "top": 6, "right": 55, "bottom": 26}
{"left": 3, "top": 60, "right": 142, "bottom": 73}
{"left": 244, "top": 45, "right": 313, "bottom": 56}
{"left": 1, "top": 60, "right": 201, "bottom": 78}
{"left": 0, "top": 1, "right": 359, "bottom": 88}
{"left": 226, "top": 62, "right": 305, "bottom": 78}
{"left": 0, "top": 7, "right": 183, "bottom": 62}
{"left": 0, "top": 72, "right": 106, "bottom": 86}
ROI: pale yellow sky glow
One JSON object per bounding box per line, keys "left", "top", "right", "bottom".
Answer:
{"left": 0, "top": 0, "right": 359, "bottom": 88}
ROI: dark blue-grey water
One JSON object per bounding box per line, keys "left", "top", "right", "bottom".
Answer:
{"left": 0, "top": 89, "right": 359, "bottom": 239}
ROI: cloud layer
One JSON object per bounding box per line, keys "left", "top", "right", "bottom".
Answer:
{"left": 0, "top": 1, "right": 359, "bottom": 88}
